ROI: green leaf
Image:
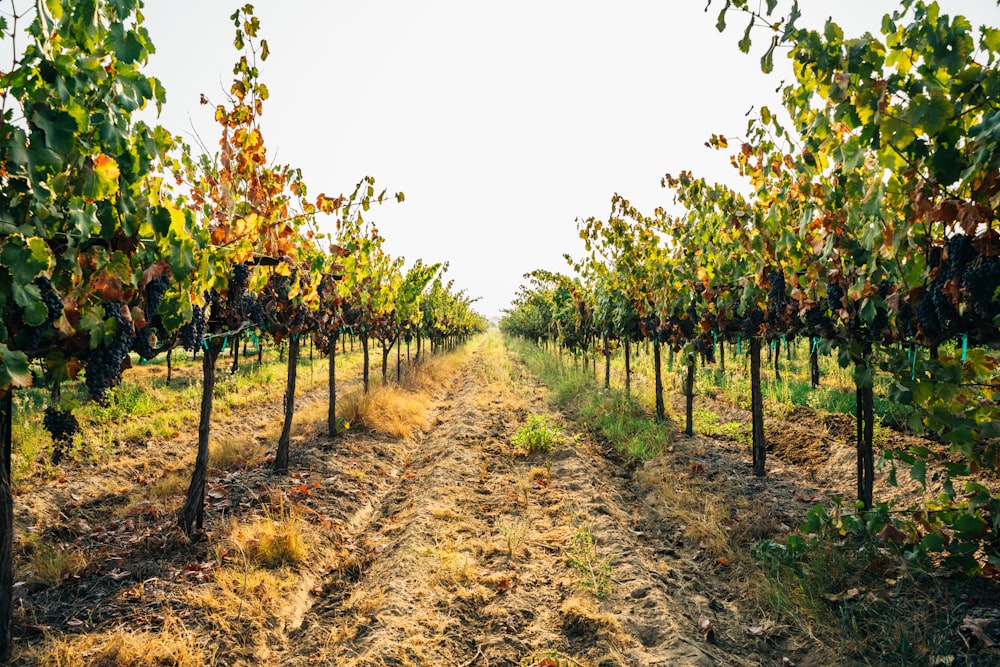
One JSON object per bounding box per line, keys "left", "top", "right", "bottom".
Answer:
{"left": 6, "top": 128, "right": 30, "bottom": 169}
{"left": 149, "top": 205, "right": 173, "bottom": 237}
{"left": 109, "top": 22, "right": 144, "bottom": 64}
{"left": 31, "top": 105, "right": 79, "bottom": 154}
{"left": 739, "top": 17, "right": 753, "bottom": 54}
{"left": 0, "top": 235, "right": 53, "bottom": 283}
{"left": 983, "top": 27, "right": 1000, "bottom": 54}
{"left": 82, "top": 154, "right": 121, "bottom": 200}
{"left": 909, "top": 459, "right": 926, "bottom": 487}
{"left": 920, "top": 533, "right": 946, "bottom": 552}
{"left": 953, "top": 513, "right": 986, "bottom": 538}
{"left": 761, "top": 35, "right": 778, "bottom": 73}
{"left": 69, "top": 205, "right": 102, "bottom": 241}
{"left": 909, "top": 94, "right": 951, "bottom": 136}
{"left": 0, "top": 344, "right": 32, "bottom": 389}
{"left": 715, "top": 2, "right": 731, "bottom": 32}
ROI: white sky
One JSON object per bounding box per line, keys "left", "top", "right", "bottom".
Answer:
{"left": 16, "top": 2, "right": 1000, "bottom": 318}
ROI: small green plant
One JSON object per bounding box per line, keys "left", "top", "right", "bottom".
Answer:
{"left": 511, "top": 414, "right": 561, "bottom": 454}
{"left": 693, "top": 408, "right": 749, "bottom": 443}
{"left": 565, "top": 524, "right": 612, "bottom": 599}
{"left": 498, "top": 515, "right": 532, "bottom": 558}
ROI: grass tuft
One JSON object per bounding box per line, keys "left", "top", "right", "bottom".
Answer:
{"left": 18, "top": 616, "right": 209, "bottom": 666}
{"left": 511, "top": 414, "right": 561, "bottom": 455}
{"left": 227, "top": 507, "right": 309, "bottom": 568}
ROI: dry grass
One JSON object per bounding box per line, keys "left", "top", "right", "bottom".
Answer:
{"left": 338, "top": 383, "right": 433, "bottom": 440}
{"left": 474, "top": 334, "right": 530, "bottom": 411}
{"left": 336, "top": 352, "right": 466, "bottom": 439}
{"left": 209, "top": 434, "right": 267, "bottom": 470}
{"left": 558, "top": 596, "right": 629, "bottom": 648}
{"left": 185, "top": 564, "right": 296, "bottom": 637}
{"left": 17, "top": 616, "right": 210, "bottom": 667}
{"left": 637, "top": 459, "right": 737, "bottom": 564}
{"left": 20, "top": 537, "right": 87, "bottom": 586}
{"left": 225, "top": 506, "right": 310, "bottom": 568}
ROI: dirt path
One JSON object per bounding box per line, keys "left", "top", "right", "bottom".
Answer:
{"left": 254, "top": 337, "right": 748, "bottom": 666}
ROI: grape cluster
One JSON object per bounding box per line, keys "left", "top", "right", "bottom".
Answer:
{"left": 180, "top": 305, "right": 206, "bottom": 351}
{"left": 964, "top": 257, "right": 1000, "bottom": 321}
{"left": 19, "top": 277, "right": 64, "bottom": 353}
{"left": 43, "top": 406, "right": 78, "bottom": 463}
{"left": 84, "top": 302, "right": 133, "bottom": 405}
{"left": 804, "top": 305, "right": 829, "bottom": 331}
{"left": 693, "top": 334, "right": 716, "bottom": 363}
{"left": 229, "top": 263, "right": 250, "bottom": 305}
{"left": 766, "top": 269, "right": 786, "bottom": 326}
{"left": 239, "top": 294, "right": 266, "bottom": 327}
{"left": 897, "top": 299, "right": 918, "bottom": 339}
{"left": 43, "top": 407, "right": 78, "bottom": 443}
{"left": 854, "top": 280, "right": 891, "bottom": 343}
{"left": 826, "top": 283, "right": 845, "bottom": 313}
{"left": 133, "top": 275, "right": 170, "bottom": 359}
{"left": 677, "top": 308, "right": 696, "bottom": 340}
{"left": 946, "top": 234, "right": 975, "bottom": 275}
{"left": 915, "top": 294, "right": 945, "bottom": 338}
{"left": 916, "top": 238, "right": 969, "bottom": 339}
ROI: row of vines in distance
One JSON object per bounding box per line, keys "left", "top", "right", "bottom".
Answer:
{"left": 0, "top": 0, "right": 485, "bottom": 660}
{"left": 502, "top": 1, "right": 1000, "bottom": 576}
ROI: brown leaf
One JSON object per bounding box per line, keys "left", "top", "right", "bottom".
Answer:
{"left": 878, "top": 523, "right": 909, "bottom": 545}
{"left": 961, "top": 617, "right": 997, "bottom": 648}
{"left": 495, "top": 577, "right": 517, "bottom": 595}
{"left": 140, "top": 261, "right": 172, "bottom": 289}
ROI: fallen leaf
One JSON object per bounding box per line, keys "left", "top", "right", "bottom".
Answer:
{"left": 961, "top": 617, "right": 996, "bottom": 648}
{"left": 495, "top": 577, "right": 517, "bottom": 595}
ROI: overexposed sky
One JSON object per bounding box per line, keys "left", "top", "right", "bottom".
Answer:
{"left": 16, "top": 2, "right": 1000, "bottom": 317}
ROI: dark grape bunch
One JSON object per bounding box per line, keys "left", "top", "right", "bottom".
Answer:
{"left": 84, "top": 302, "right": 133, "bottom": 405}
{"left": 239, "top": 294, "right": 266, "bottom": 328}
{"left": 804, "top": 305, "right": 829, "bottom": 331}
{"left": 945, "top": 234, "right": 975, "bottom": 278}
{"left": 693, "top": 334, "right": 716, "bottom": 363}
{"left": 896, "top": 299, "right": 918, "bottom": 339}
{"left": 180, "top": 305, "right": 206, "bottom": 351}
{"left": 766, "top": 269, "right": 786, "bottom": 325}
{"left": 133, "top": 274, "right": 170, "bottom": 359}
{"left": 964, "top": 257, "right": 1000, "bottom": 321}
{"left": 856, "top": 280, "right": 891, "bottom": 343}
{"left": 916, "top": 275, "right": 959, "bottom": 340}
{"left": 43, "top": 407, "right": 78, "bottom": 463}
{"left": 19, "top": 276, "right": 64, "bottom": 353}
{"left": 228, "top": 263, "right": 250, "bottom": 308}
{"left": 826, "top": 283, "right": 845, "bottom": 313}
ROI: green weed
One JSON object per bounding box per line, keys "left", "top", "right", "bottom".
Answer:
{"left": 511, "top": 414, "right": 561, "bottom": 454}
{"left": 565, "top": 524, "right": 612, "bottom": 599}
